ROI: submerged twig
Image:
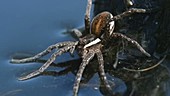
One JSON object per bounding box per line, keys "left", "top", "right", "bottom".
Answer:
{"left": 123, "top": 55, "right": 167, "bottom": 72}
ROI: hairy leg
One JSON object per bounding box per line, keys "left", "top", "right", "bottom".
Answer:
{"left": 18, "top": 42, "right": 78, "bottom": 80}
{"left": 113, "top": 51, "right": 119, "bottom": 68}
{"left": 112, "top": 33, "right": 151, "bottom": 57}
{"left": 10, "top": 41, "right": 77, "bottom": 63}
{"left": 71, "top": 29, "right": 83, "bottom": 39}
{"left": 96, "top": 50, "right": 113, "bottom": 95}
{"left": 84, "top": 0, "right": 92, "bottom": 34}
{"left": 73, "top": 51, "right": 95, "bottom": 96}
{"left": 112, "top": 7, "right": 158, "bottom": 21}
{"left": 111, "top": 8, "right": 147, "bottom": 21}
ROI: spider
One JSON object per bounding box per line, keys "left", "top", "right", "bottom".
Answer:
{"left": 11, "top": 0, "right": 151, "bottom": 95}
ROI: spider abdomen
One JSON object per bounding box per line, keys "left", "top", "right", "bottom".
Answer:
{"left": 91, "top": 11, "right": 115, "bottom": 38}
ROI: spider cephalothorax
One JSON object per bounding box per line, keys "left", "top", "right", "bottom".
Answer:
{"left": 78, "top": 11, "right": 115, "bottom": 52}
{"left": 91, "top": 11, "right": 115, "bottom": 38}
{"left": 11, "top": 0, "right": 152, "bottom": 96}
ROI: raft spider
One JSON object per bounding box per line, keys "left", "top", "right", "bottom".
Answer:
{"left": 11, "top": 0, "right": 151, "bottom": 95}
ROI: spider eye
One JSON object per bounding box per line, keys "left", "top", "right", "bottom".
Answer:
{"left": 91, "top": 11, "right": 115, "bottom": 37}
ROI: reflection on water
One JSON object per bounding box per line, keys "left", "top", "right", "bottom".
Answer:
{"left": 0, "top": 0, "right": 170, "bottom": 96}
{"left": 11, "top": 54, "right": 170, "bottom": 96}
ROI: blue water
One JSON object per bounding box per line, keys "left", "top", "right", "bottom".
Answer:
{"left": 0, "top": 0, "right": 102, "bottom": 96}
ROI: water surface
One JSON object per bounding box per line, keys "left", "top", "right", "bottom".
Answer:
{"left": 0, "top": 0, "right": 101, "bottom": 96}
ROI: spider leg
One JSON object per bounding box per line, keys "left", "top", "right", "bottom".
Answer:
{"left": 96, "top": 49, "right": 114, "bottom": 95}
{"left": 112, "top": 33, "right": 151, "bottom": 57}
{"left": 71, "top": 28, "right": 83, "bottom": 39}
{"left": 10, "top": 41, "right": 77, "bottom": 63}
{"left": 111, "top": 8, "right": 147, "bottom": 21}
{"left": 69, "top": 43, "right": 77, "bottom": 55}
{"left": 84, "top": 0, "right": 92, "bottom": 34}
{"left": 73, "top": 51, "right": 95, "bottom": 96}
{"left": 18, "top": 42, "right": 78, "bottom": 80}
{"left": 113, "top": 51, "right": 119, "bottom": 69}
